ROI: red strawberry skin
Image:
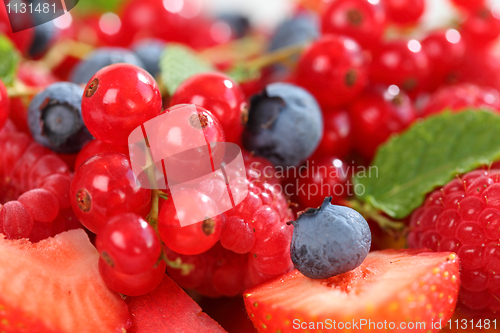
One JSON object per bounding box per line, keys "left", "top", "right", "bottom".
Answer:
{"left": 0, "top": 229, "right": 131, "bottom": 333}
{"left": 126, "top": 274, "right": 227, "bottom": 333}
{"left": 244, "top": 249, "right": 460, "bottom": 333}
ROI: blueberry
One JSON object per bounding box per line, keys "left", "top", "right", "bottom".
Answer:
{"left": 69, "top": 47, "right": 145, "bottom": 84}
{"left": 242, "top": 83, "right": 323, "bottom": 167}
{"left": 131, "top": 38, "right": 166, "bottom": 77}
{"left": 290, "top": 197, "right": 371, "bottom": 279}
{"left": 268, "top": 13, "right": 319, "bottom": 52}
{"left": 28, "top": 0, "right": 60, "bottom": 58}
{"left": 28, "top": 82, "right": 93, "bottom": 154}
{"left": 216, "top": 13, "right": 251, "bottom": 39}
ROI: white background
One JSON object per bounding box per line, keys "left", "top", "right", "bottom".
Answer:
{"left": 205, "top": 0, "right": 500, "bottom": 31}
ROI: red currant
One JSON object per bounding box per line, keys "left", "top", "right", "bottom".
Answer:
{"left": 158, "top": 189, "right": 223, "bottom": 255}
{"left": 383, "top": 0, "right": 424, "bottom": 26}
{"left": 82, "top": 63, "right": 162, "bottom": 146}
{"left": 421, "top": 29, "right": 466, "bottom": 91}
{"left": 296, "top": 35, "right": 368, "bottom": 108}
{"left": 75, "top": 139, "right": 129, "bottom": 171}
{"left": 0, "top": 3, "right": 34, "bottom": 54}
{"left": 96, "top": 213, "right": 161, "bottom": 275}
{"left": 148, "top": 104, "right": 226, "bottom": 184}
{"left": 451, "top": 0, "right": 485, "bottom": 13}
{"left": 0, "top": 80, "right": 9, "bottom": 131}
{"left": 296, "top": 157, "right": 351, "bottom": 208}
{"left": 311, "top": 109, "right": 352, "bottom": 160}
{"left": 171, "top": 73, "right": 247, "bottom": 143}
{"left": 461, "top": 6, "right": 500, "bottom": 47}
{"left": 321, "top": 0, "right": 386, "bottom": 50}
{"left": 350, "top": 85, "right": 417, "bottom": 159}
{"left": 98, "top": 257, "right": 166, "bottom": 296}
{"left": 370, "top": 39, "right": 430, "bottom": 94}
{"left": 70, "top": 152, "right": 151, "bottom": 234}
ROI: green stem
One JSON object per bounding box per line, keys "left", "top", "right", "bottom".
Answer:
{"left": 7, "top": 80, "right": 42, "bottom": 98}
{"left": 348, "top": 199, "right": 406, "bottom": 231}
{"left": 161, "top": 252, "right": 194, "bottom": 276}
{"left": 245, "top": 43, "right": 308, "bottom": 72}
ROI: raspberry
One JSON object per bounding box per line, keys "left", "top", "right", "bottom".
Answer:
{"left": 0, "top": 128, "right": 77, "bottom": 242}
{"left": 164, "top": 152, "right": 294, "bottom": 297}
{"left": 408, "top": 168, "right": 500, "bottom": 315}
{"left": 422, "top": 84, "right": 500, "bottom": 117}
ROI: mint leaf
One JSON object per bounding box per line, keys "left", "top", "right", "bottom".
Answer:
{"left": 160, "top": 44, "right": 214, "bottom": 96}
{"left": 355, "top": 110, "right": 500, "bottom": 219}
{"left": 0, "top": 35, "right": 19, "bottom": 86}
{"left": 72, "top": 0, "right": 122, "bottom": 14}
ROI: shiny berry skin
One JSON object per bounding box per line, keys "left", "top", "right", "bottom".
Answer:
{"left": 96, "top": 213, "right": 161, "bottom": 275}
{"left": 164, "top": 152, "right": 295, "bottom": 296}
{"left": 17, "top": 189, "right": 59, "bottom": 223}
{"left": 421, "top": 29, "right": 466, "bottom": 90}
{"left": 321, "top": 0, "right": 386, "bottom": 50}
{"left": 98, "top": 257, "right": 166, "bottom": 297}
{"left": 0, "top": 3, "right": 34, "bottom": 54}
{"left": 408, "top": 168, "right": 500, "bottom": 316}
{"left": 311, "top": 109, "right": 352, "bottom": 160}
{"left": 451, "top": 0, "right": 485, "bottom": 13}
{"left": 383, "top": 0, "right": 424, "bottom": 26}
{"left": 0, "top": 80, "right": 9, "bottom": 131}
{"left": 70, "top": 152, "right": 151, "bottom": 234}
{"left": 422, "top": 84, "right": 500, "bottom": 117}
{"left": 148, "top": 104, "right": 226, "bottom": 184}
{"left": 81, "top": 63, "right": 162, "bottom": 146}
{"left": 461, "top": 7, "right": 500, "bottom": 47}
{"left": 0, "top": 201, "right": 34, "bottom": 239}
{"left": 350, "top": 85, "right": 417, "bottom": 159}
{"left": 74, "top": 139, "right": 129, "bottom": 171}
{"left": 370, "top": 39, "right": 430, "bottom": 94}
{"left": 296, "top": 35, "right": 368, "bottom": 108}
{"left": 171, "top": 73, "right": 247, "bottom": 143}
{"left": 158, "top": 189, "right": 223, "bottom": 256}
{"left": 296, "top": 157, "right": 351, "bottom": 209}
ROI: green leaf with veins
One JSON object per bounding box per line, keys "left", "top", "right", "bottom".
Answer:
{"left": 355, "top": 110, "right": 500, "bottom": 219}
{"left": 160, "top": 44, "right": 215, "bottom": 96}
{"left": 0, "top": 35, "right": 20, "bottom": 86}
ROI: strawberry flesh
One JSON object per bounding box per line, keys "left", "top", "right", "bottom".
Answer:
{"left": 0, "top": 229, "right": 131, "bottom": 333}
{"left": 244, "top": 249, "right": 460, "bottom": 333}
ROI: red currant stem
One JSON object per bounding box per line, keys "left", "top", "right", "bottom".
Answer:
{"left": 157, "top": 191, "right": 169, "bottom": 200}
{"left": 201, "top": 34, "right": 266, "bottom": 64}
{"left": 39, "top": 40, "right": 94, "bottom": 70}
{"left": 244, "top": 43, "right": 308, "bottom": 72}
{"left": 347, "top": 199, "right": 406, "bottom": 231}
{"left": 146, "top": 189, "right": 160, "bottom": 228}
{"left": 160, "top": 252, "right": 194, "bottom": 276}
{"left": 7, "top": 80, "right": 42, "bottom": 98}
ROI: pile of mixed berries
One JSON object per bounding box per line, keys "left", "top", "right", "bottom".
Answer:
{"left": 1, "top": 0, "right": 500, "bottom": 331}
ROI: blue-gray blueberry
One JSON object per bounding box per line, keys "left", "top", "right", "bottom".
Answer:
{"left": 243, "top": 82, "right": 323, "bottom": 167}
{"left": 290, "top": 197, "right": 371, "bottom": 279}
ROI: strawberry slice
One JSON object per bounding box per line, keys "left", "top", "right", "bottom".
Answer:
{"left": 0, "top": 229, "right": 131, "bottom": 333}
{"left": 126, "top": 274, "right": 227, "bottom": 333}
{"left": 244, "top": 249, "right": 460, "bottom": 333}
